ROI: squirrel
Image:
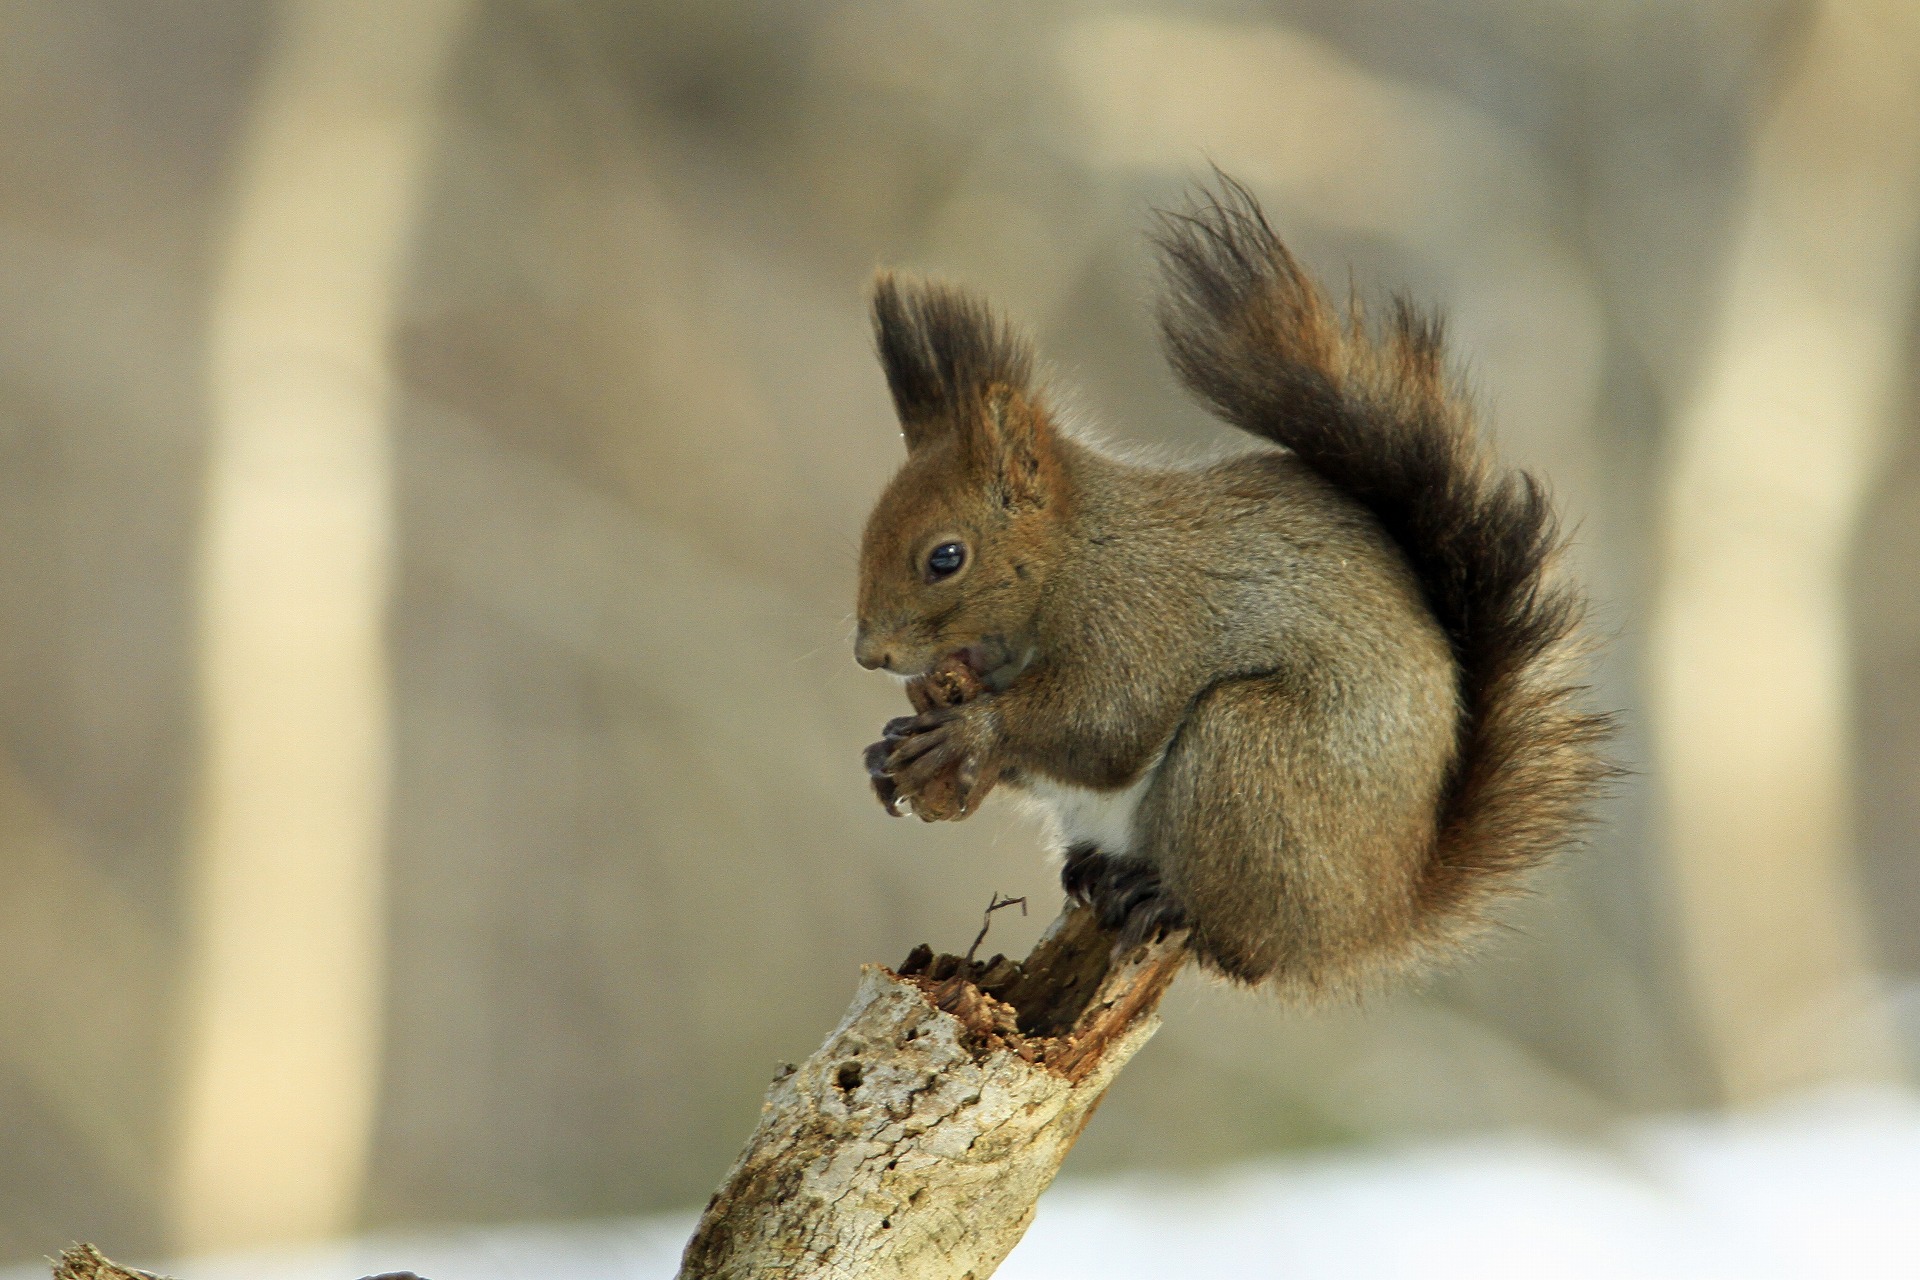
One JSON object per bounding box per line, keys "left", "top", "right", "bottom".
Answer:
{"left": 855, "top": 177, "right": 1613, "bottom": 1000}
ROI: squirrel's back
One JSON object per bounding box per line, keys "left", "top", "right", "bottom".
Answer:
{"left": 1153, "top": 177, "right": 1616, "bottom": 962}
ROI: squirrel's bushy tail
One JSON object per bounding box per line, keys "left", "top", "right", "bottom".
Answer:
{"left": 1154, "top": 175, "right": 1615, "bottom": 956}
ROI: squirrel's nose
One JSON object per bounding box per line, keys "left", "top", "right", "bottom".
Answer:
{"left": 853, "top": 628, "right": 892, "bottom": 671}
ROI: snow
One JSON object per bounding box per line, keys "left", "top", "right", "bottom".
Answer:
{"left": 1004, "top": 1088, "right": 1920, "bottom": 1278}
{"left": 22, "top": 1088, "right": 1920, "bottom": 1280}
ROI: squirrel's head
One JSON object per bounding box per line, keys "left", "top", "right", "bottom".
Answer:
{"left": 855, "top": 274, "right": 1068, "bottom": 685}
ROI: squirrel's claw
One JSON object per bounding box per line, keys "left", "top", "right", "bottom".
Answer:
{"left": 882, "top": 719, "right": 963, "bottom": 789}
{"left": 864, "top": 738, "right": 904, "bottom": 816}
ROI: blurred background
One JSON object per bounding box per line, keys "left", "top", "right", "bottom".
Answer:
{"left": 4, "top": 0, "right": 1920, "bottom": 1268}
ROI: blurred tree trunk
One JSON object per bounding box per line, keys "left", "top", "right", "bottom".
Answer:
{"left": 1651, "top": 0, "right": 1920, "bottom": 1103}
{"left": 174, "top": 0, "right": 470, "bottom": 1250}
{"left": 677, "top": 908, "right": 1186, "bottom": 1280}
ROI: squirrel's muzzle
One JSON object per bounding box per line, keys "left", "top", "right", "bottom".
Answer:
{"left": 853, "top": 626, "right": 892, "bottom": 671}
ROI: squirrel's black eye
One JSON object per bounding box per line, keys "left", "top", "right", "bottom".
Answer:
{"left": 926, "top": 541, "right": 966, "bottom": 580}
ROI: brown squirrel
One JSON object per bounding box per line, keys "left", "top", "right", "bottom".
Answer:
{"left": 855, "top": 178, "right": 1613, "bottom": 1000}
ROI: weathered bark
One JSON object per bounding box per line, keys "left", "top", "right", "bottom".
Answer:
{"left": 676, "top": 905, "right": 1187, "bottom": 1280}
{"left": 51, "top": 1246, "right": 418, "bottom": 1280}
{"left": 53, "top": 1246, "right": 167, "bottom": 1280}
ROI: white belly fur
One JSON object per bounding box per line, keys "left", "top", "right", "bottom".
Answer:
{"left": 1016, "top": 760, "right": 1161, "bottom": 858}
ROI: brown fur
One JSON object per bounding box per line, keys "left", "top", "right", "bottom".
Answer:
{"left": 857, "top": 177, "right": 1615, "bottom": 1000}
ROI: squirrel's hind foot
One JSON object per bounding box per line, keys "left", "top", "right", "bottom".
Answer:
{"left": 1061, "top": 843, "right": 1188, "bottom": 954}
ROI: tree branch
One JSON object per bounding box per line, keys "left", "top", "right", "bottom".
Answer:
{"left": 675, "top": 905, "right": 1188, "bottom": 1279}
{"left": 53, "top": 1245, "right": 168, "bottom": 1280}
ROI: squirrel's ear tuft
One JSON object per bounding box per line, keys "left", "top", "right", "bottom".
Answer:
{"left": 871, "top": 272, "right": 1036, "bottom": 451}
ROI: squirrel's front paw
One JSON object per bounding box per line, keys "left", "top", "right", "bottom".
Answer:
{"left": 865, "top": 708, "right": 990, "bottom": 821}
